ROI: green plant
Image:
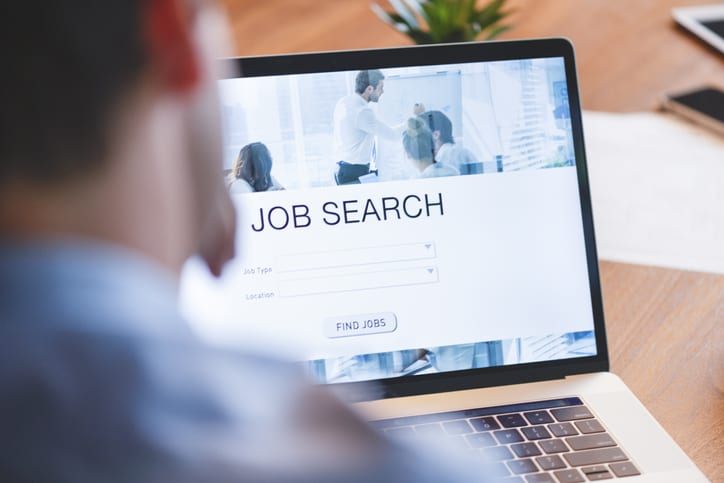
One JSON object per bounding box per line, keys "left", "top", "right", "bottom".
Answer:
{"left": 371, "top": 0, "right": 513, "bottom": 44}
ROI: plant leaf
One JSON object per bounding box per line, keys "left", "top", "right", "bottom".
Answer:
{"left": 458, "top": 0, "right": 477, "bottom": 26}
{"left": 372, "top": 0, "right": 514, "bottom": 45}
{"left": 412, "top": 31, "right": 437, "bottom": 44}
{"left": 370, "top": 4, "right": 412, "bottom": 32}
{"left": 475, "top": 0, "right": 510, "bottom": 29}
{"left": 401, "top": 0, "right": 426, "bottom": 18}
{"left": 388, "top": 0, "right": 420, "bottom": 29}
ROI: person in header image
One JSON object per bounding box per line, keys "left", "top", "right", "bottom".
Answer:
{"left": 227, "top": 142, "right": 284, "bottom": 193}
{"left": 420, "top": 110, "right": 478, "bottom": 174}
{"left": 332, "top": 69, "right": 408, "bottom": 185}
{"left": 403, "top": 117, "right": 459, "bottom": 178}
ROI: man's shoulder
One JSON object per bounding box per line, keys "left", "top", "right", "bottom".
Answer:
{"left": 0, "top": 318, "right": 309, "bottom": 482}
{"left": 0, "top": 241, "right": 187, "bottom": 336}
{"left": 340, "top": 93, "right": 366, "bottom": 108}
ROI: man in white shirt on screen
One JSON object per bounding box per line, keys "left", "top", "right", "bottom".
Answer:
{"left": 333, "top": 69, "right": 410, "bottom": 184}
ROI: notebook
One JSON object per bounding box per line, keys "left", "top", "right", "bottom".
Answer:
{"left": 179, "top": 39, "right": 706, "bottom": 482}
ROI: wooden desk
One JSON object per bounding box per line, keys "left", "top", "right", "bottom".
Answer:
{"left": 222, "top": 0, "right": 724, "bottom": 112}
{"left": 601, "top": 261, "right": 723, "bottom": 481}
{"left": 221, "top": 1, "right": 724, "bottom": 479}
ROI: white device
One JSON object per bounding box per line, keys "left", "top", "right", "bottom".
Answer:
{"left": 672, "top": 4, "right": 724, "bottom": 54}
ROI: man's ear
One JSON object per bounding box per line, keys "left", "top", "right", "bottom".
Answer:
{"left": 362, "top": 86, "right": 375, "bottom": 100}
{"left": 144, "top": 0, "right": 200, "bottom": 93}
{"left": 432, "top": 130, "right": 441, "bottom": 141}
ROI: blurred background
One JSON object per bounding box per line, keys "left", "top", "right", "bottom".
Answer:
{"left": 219, "top": 0, "right": 723, "bottom": 111}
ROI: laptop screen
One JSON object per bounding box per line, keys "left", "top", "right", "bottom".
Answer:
{"left": 179, "top": 42, "right": 602, "bottom": 389}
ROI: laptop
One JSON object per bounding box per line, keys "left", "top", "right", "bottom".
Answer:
{"left": 179, "top": 39, "right": 707, "bottom": 482}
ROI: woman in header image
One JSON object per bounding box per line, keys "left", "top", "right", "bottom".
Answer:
{"left": 421, "top": 110, "right": 477, "bottom": 174}
{"left": 402, "top": 117, "right": 459, "bottom": 179}
{"left": 227, "top": 142, "right": 284, "bottom": 193}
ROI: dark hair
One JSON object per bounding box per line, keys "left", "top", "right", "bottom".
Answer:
{"left": 354, "top": 70, "right": 385, "bottom": 94}
{"left": 421, "top": 110, "right": 454, "bottom": 144}
{"left": 0, "top": 1, "right": 147, "bottom": 184}
{"left": 402, "top": 117, "right": 434, "bottom": 163}
{"left": 233, "top": 142, "right": 273, "bottom": 192}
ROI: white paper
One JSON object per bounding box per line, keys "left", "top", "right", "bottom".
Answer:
{"left": 583, "top": 110, "right": 724, "bottom": 274}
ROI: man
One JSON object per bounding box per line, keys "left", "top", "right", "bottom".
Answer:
{"left": 0, "top": 2, "right": 481, "bottom": 482}
{"left": 332, "top": 70, "right": 409, "bottom": 184}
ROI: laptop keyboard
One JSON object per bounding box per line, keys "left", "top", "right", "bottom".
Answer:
{"left": 372, "top": 397, "right": 641, "bottom": 482}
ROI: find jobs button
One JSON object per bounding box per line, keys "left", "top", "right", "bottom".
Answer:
{"left": 324, "top": 312, "right": 397, "bottom": 339}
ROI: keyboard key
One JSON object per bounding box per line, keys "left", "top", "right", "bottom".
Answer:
{"left": 536, "top": 454, "right": 566, "bottom": 470}
{"left": 580, "top": 466, "right": 608, "bottom": 475}
{"left": 499, "top": 413, "right": 528, "bottom": 427}
{"left": 539, "top": 439, "right": 569, "bottom": 454}
{"left": 524, "top": 410, "right": 554, "bottom": 425}
{"left": 566, "top": 434, "right": 616, "bottom": 451}
{"left": 552, "top": 468, "right": 585, "bottom": 482}
{"left": 481, "top": 445, "right": 515, "bottom": 462}
{"left": 522, "top": 426, "right": 552, "bottom": 440}
{"left": 471, "top": 416, "right": 500, "bottom": 431}
{"left": 586, "top": 471, "right": 613, "bottom": 481}
{"left": 525, "top": 474, "right": 556, "bottom": 483}
{"left": 414, "top": 423, "right": 445, "bottom": 436}
{"left": 562, "top": 447, "right": 628, "bottom": 467}
{"left": 575, "top": 419, "right": 605, "bottom": 434}
{"left": 609, "top": 461, "right": 641, "bottom": 477}
{"left": 385, "top": 426, "right": 414, "bottom": 438}
{"left": 548, "top": 423, "right": 578, "bottom": 437}
{"left": 494, "top": 429, "right": 525, "bottom": 444}
{"left": 507, "top": 458, "right": 539, "bottom": 475}
{"left": 585, "top": 471, "right": 613, "bottom": 480}
{"left": 467, "top": 432, "right": 497, "bottom": 448}
{"left": 551, "top": 406, "right": 594, "bottom": 422}
{"left": 443, "top": 419, "right": 473, "bottom": 435}
{"left": 512, "top": 442, "right": 542, "bottom": 458}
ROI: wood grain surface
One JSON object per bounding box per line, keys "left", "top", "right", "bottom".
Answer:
{"left": 600, "top": 261, "right": 723, "bottom": 481}
{"left": 220, "top": 0, "right": 723, "bottom": 111}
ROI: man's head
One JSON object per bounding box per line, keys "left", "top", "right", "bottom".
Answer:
{"left": 355, "top": 70, "right": 385, "bottom": 103}
{"left": 1, "top": 2, "right": 142, "bottom": 184}
{"left": 0, "top": 0, "right": 235, "bottom": 276}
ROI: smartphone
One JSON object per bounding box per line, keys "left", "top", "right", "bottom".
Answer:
{"left": 672, "top": 5, "right": 724, "bottom": 54}
{"left": 663, "top": 86, "right": 724, "bottom": 136}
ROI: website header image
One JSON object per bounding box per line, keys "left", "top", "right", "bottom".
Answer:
{"left": 220, "top": 57, "right": 574, "bottom": 193}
